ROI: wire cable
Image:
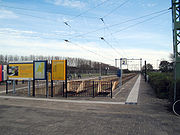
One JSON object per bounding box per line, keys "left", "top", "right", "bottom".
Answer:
{"left": 112, "top": 11, "right": 170, "bottom": 34}
{"left": 69, "top": 0, "right": 112, "bottom": 21}
{"left": 100, "top": 37, "right": 124, "bottom": 57}
{"left": 0, "top": 4, "right": 98, "bottom": 19}
{"left": 101, "top": 0, "right": 130, "bottom": 18}
{"left": 69, "top": 8, "right": 170, "bottom": 39}
{"left": 99, "top": 18, "right": 129, "bottom": 58}
{"left": 64, "top": 40, "right": 114, "bottom": 61}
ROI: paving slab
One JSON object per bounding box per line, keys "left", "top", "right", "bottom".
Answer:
{"left": 0, "top": 75, "right": 180, "bottom": 135}
{"left": 0, "top": 75, "right": 139, "bottom": 103}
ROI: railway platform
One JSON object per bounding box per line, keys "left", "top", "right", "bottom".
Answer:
{"left": 0, "top": 74, "right": 180, "bottom": 135}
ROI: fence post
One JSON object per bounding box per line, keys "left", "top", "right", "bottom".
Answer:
{"left": 6, "top": 80, "right": 8, "bottom": 94}
{"left": 13, "top": 80, "right": 15, "bottom": 94}
{"left": 93, "top": 81, "right": 95, "bottom": 98}
{"left": 62, "top": 82, "right": 64, "bottom": 97}
{"left": 51, "top": 80, "right": 53, "bottom": 97}
{"left": 46, "top": 72, "right": 49, "bottom": 98}
{"left": 111, "top": 81, "right": 113, "bottom": 98}
{"left": 33, "top": 79, "right": 35, "bottom": 96}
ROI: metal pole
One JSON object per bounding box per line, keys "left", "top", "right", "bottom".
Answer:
{"left": 172, "top": 0, "right": 180, "bottom": 102}
{"left": 140, "top": 58, "right": 142, "bottom": 72}
{"left": 33, "top": 79, "right": 35, "bottom": 96}
{"left": 145, "top": 60, "right": 147, "bottom": 82}
{"left": 115, "top": 59, "right": 117, "bottom": 67}
{"left": 28, "top": 80, "right": 31, "bottom": 96}
{"left": 93, "top": 81, "right": 95, "bottom": 98}
{"left": 65, "top": 60, "right": 68, "bottom": 98}
{"left": 62, "top": 82, "right": 64, "bottom": 97}
{"left": 120, "top": 59, "right": 122, "bottom": 86}
{"left": 6, "top": 80, "right": 8, "bottom": 94}
{"left": 111, "top": 81, "right": 113, "bottom": 98}
{"left": 99, "top": 62, "right": 101, "bottom": 80}
{"left": 51, "top": 80, "right": 53, "bottom": 97}
{"left": 13, "top": 80, "right": 15, "bottom": 94}
{"left": 46, "top": 72, "right": 48, "bottom": 98}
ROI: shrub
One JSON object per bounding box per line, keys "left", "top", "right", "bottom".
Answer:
{"left": 148, "top": 72, "right": 173, "bottom": 99}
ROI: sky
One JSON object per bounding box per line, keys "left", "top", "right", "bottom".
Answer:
{"left": 0, "top": 0, "right": 172, "bottom": 69}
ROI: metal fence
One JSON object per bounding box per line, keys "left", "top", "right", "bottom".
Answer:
{"left": 65, "top": 81, "right": 112, "bottom": 97}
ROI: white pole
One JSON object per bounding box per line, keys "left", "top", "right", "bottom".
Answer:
{"left": 28, "top": 80, "right": 31, "bottom": 96}
{"left": 120, "top": 59, "right": 122, "bottom": 86}
{"left": 13, "top": 80, "right": 16, "bottom": 94}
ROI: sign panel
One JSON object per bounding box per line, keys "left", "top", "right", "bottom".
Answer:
{"left": 34, "top": 61, "right": 47, "bottom": 80}
{"left": 52, "top": 60, "right": 66, "bottom": 80}
{"left": 9, "top": 62, "right": 33, "bottom": 80}
{"left": 0, "top": 65, "right": 2, "bottom": 82}
{"left": 121, "top": 58, "right": 127, "bottom": 65}
{"left": 117, "top": 69, "right": 121, "bottom": 77}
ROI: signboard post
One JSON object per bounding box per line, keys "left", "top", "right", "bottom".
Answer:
{"left": 13, "top": 80, "right": 15, "bottom": 94}
{"left": 28, "top": 80, "right": 31, "bottom": 96}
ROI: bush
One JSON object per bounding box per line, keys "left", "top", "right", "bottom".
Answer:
{"left": 148, "top": 72, "right": 173, "bottom": 99}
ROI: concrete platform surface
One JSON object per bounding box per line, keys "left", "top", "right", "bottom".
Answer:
{"left": 0, "top": 75, "right": 180, "bottom": 135}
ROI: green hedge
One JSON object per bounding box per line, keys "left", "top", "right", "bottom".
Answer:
{"left": 148, "top": 72, "right": 180, "bottom": 100}
{"left": 148, "top": 72, "right": 173, "bottom": 99}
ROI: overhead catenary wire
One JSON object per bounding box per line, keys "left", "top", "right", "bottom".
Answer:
{"left": 99, "top": 19, "right": 129, "bottom": 59}
{"left": 111, "top": 10, "right": 170, "bottom": 35}
{"left": 69, "top": 0, "right": 112, "bottom": 21}
{"left": 69, "top": 8, "right": 170, "bottom": 40}
{"left": 61, "top": 16, "right": 117, "bottom": 59}
{"left": 99, "top": 8, "right": 170, "bottom": 59}
{"left": 1, "top": 5, "right": 169, "bottom": 40}
{"left": 101, "top": 0, "right": 130, "bottom": 18}
{"left": 100, "top": 37, "right": 124, "bottom": 58}
{"left": 64, "top": 39, "right": 114, "bottom": 61}
{"left": 0, "top": 4, "right": 98, "bottom": 19}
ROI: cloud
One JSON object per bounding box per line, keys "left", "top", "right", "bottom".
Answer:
{"left": 0, "top": 9, "right": 18, "bottom": 19}
{"left": 46, "top": 0, "right": 86, "bottom": 8}
{"left": 0, "top": 28, "right": 171, "bottom": 68}
{"left": 147, "top": 3, "right": 157, "bottom": 7}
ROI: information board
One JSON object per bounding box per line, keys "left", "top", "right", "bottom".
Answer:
{"left": 9, "top": 62, "right": 33, "bottom": 80}
{"left": 52, "top": 60, "right": 66, "bottom": 80}
{"left": 34, "top": 61, "right": 47, "bottom": 80}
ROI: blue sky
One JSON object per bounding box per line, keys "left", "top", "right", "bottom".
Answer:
{"left": 0, "top": 0, "right": 172, "bottom": 69}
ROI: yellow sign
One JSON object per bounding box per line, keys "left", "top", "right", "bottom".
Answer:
{"left": 9, "top": 63, "right": 33, "bottom": 80}
{"left": 52, "top": 60, "right": 66, "bottom": 80}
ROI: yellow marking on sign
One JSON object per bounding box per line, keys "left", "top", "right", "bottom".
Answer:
{"left": 9, "top": 63, "right": 33, "bottom": 79}
{"left": 52, "top": 60, "right": 66, "bottom": 80}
